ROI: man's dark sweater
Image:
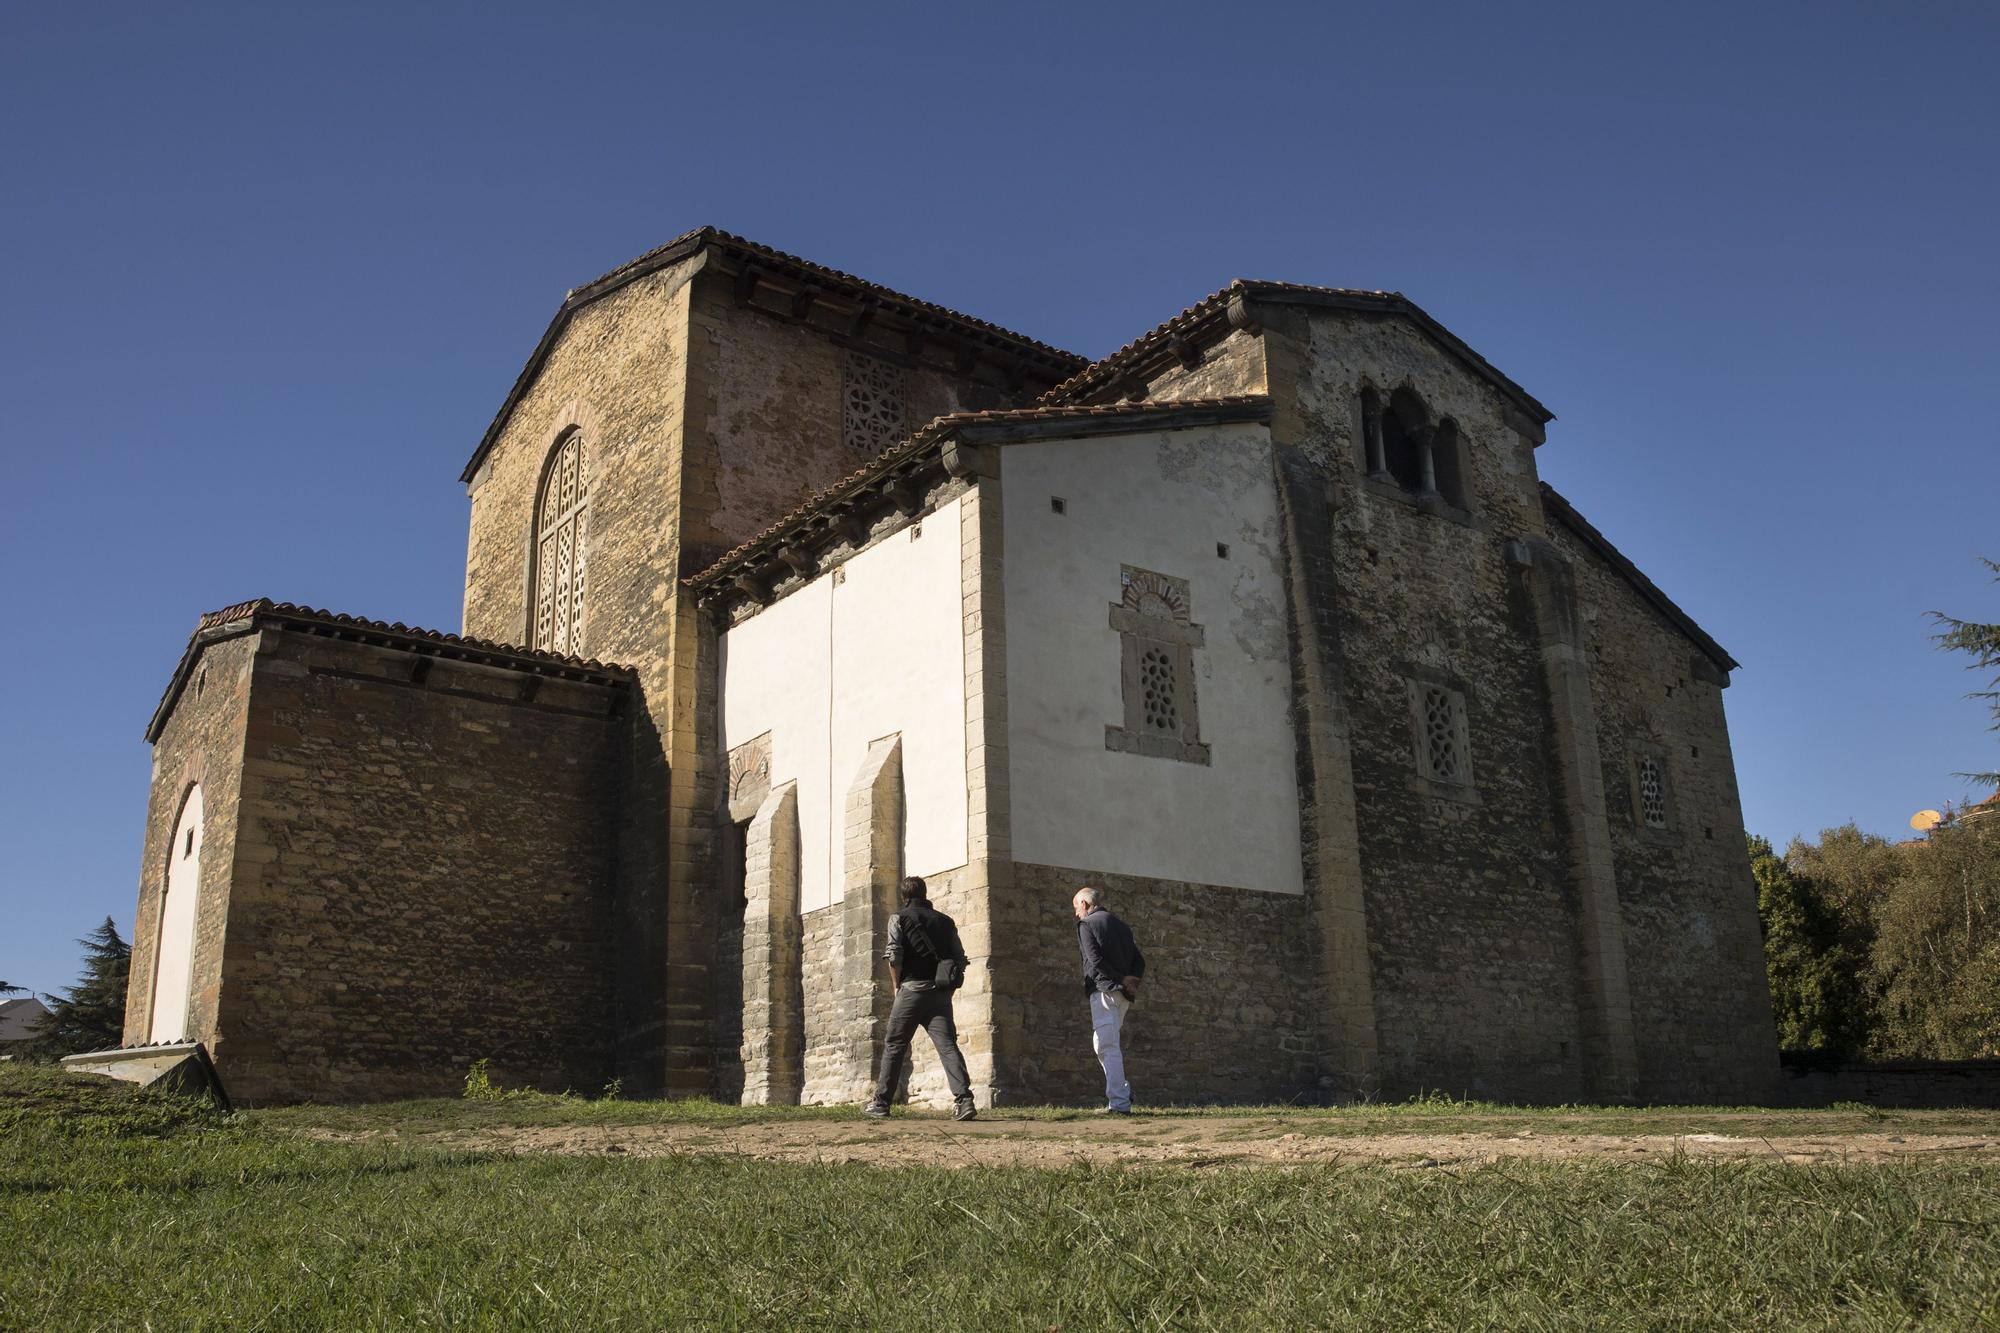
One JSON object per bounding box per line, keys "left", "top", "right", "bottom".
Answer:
{"left": 1077, "top": 907, "right": 1146, "bottom": 997}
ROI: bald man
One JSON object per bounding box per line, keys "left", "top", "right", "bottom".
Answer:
{"left": 1072, "top": 885, "right": 1146, "bottom": 1114}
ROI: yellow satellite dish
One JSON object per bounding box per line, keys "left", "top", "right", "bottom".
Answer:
{"left": 1910, "top": 809, "right": 1943, "bottom": 832}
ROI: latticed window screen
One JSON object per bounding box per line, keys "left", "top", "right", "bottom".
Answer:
{"left": 842, "top": 352, "right": 907, "bottom": 454}
{"left": 1637, "top": 756, "right": 1668, "bottom": 828}
{"left": 1140, "top": 647, "right": 1179, "bottom": 733}
{"left": 533, "top": 433, "right": 588, "bottom": 656}
{"left": 1421, "top": 686, "right": 1463, "bottom": 784}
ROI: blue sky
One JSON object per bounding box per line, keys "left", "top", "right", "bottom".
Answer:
{"left": 2, "top": 2, "right": 1995, "bottom": 994}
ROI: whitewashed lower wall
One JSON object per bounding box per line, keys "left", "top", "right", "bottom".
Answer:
{"left": 1001, "top": 425, "right": 1305, "bottom": 894}
{"left": 721, "top": 493, "right": 971, "bottom": 912}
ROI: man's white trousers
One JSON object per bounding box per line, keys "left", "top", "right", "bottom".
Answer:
{"left": 1089, "top": 990, "right": 1132, "bottom": 1111}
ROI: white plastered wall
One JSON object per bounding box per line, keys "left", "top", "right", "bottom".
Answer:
{"left": 721, "top": 493, "right": 970, "bottom": 912}
{"left": 1002, "top": 424, "right": 1305, "bottom": 893}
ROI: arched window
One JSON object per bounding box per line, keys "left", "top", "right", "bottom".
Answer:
{"left": 531, "top": 431, "right": 589, "bottom": 655}
{"left": 1359, "top": 384, "right": 1468, "bottom": 511}
{"left": 149, "top": 784, "right": 204, "bottom": 1044}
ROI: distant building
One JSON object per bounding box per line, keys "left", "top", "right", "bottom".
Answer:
{"left": 0, "top": 997, "right": 49, "bottom": 1054}
{"left": 126, "top": 228, "right": 1778, "bottom": 1107}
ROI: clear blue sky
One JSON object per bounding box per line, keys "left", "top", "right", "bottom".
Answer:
{"left": 3, "top": 2, "right": 1995, "bottom": 995}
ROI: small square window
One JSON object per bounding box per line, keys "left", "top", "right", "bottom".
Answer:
{"left": 1215, "top": 542, "right": 1230, "bottom": 559}
{"left": 1051, "top": 496, "right": 1067, "bottom": 515}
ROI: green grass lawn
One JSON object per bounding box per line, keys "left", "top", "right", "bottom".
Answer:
{"left": 3, "top": 1065, "right": 1997, "bottom": 1330}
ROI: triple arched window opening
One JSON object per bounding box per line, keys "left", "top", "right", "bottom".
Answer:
{"left": 531, "top": 430, "right": 589, "bottom": 657}
{"left": 1359, "top": 385, "right": 1467, "bottom": 512}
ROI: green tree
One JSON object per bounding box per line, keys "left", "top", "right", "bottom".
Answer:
{"left": 1870, "top": 817, "right": 2000, "bottom": 1058}
{"left": 21, "top": 918, "right": 130, "bottom": 1061}
{"left": 1751, "top": 835, "right": 1871, "bottom": 1054}
{"left": 1930, "top": 556, "right": 2000, "bottom": 788}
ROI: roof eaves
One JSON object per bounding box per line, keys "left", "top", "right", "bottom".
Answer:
{"left": 1039, "top": 280, "right": 1554, "bottom": 430}
{"left": 687, "top": 395, "right": 1274, "bottom": 595}
{"left": 146, "top": 601, "right": 638, "bottom": 743}
{"left": 1540, "top": 484, "right": 1739, "bottom": 675}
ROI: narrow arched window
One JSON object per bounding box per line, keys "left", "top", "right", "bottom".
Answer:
{"left": 532, "top": 431, "right": 589, "bottom": 655}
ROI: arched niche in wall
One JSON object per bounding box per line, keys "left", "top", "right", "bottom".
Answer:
{"left": 148, "top": 784, "right": 204, "bottom": 1044}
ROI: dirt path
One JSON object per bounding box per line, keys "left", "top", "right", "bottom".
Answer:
{"left": 307, "top": 1115, "right": 2000, "bottom": 1171}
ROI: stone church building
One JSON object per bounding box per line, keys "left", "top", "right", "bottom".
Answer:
{"left": 125, "top": 228, "right": 1778, "bottom": 1107}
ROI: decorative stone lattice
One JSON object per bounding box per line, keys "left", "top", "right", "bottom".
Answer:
{"left": 1407, "top": 679, "right": 1472, "bottom": 792}
{"left": 533, "top": 433, "right": 589, "bottom": 656}
{"left": 1637, "top": 756, "right": 1668, "bottom": 828}
{"left": 1106, "top": 565, "right": 1209, "bottom": 765}
{"left": 841, "top": 352, "right": 907, "bottom": 455}
{"left": 1141, "top": 648, "right": 1179, "bottom": 732}
{"left": 1422, "top": 686, "right": 1462, "bottom": 783}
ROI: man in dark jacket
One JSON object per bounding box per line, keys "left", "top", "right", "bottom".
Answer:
{"left": 864, "top": 876, "right": 977, "bottom": 1121}
{"left": 1072, "top": 884, "right": 1146, "bottom": 1114}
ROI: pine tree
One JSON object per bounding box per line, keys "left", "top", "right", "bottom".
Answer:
{"left": 1751, "top": 835, "right": 1871, "bottom": 1055}
{"left": 22, "top": 918, "right": 130, "bottom": 1060}
{"left": 1930, "top": 557, "right": 2000, "bottom": 788}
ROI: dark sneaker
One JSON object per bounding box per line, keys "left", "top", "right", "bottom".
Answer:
{"left": 1098, "top": 1105, "right": 1132, "bottom": 1116}
{"left": 862, "top": 1104, "right": 890, "bottom": 1119}
{"left": 953, "top": 1100, "right": 978, "bottom": 1122}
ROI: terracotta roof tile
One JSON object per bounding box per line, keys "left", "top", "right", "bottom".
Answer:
{"left": 149, "top": 600, "right": 635, "bottom": 742}
{"left": 688, "top": 395, "right": 1273, "bottom": 591}
{"left": 593, "top": 228, "right": 1086, "bottom": 365}
{"left": 192, "top": 599, "right": 631, "bottom": 672}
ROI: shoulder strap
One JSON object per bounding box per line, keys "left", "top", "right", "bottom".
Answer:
{"left": 900, "top": 906, "right": 942, "bottom": 960}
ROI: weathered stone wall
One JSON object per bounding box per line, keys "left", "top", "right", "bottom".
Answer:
{"left": 684, "top": 282, "right": 1018, "bottom": 562}
{"left": 1549, "top": 519, "right": 1778, "bottom": 1102}
{"left": 1775, "top": 1057, "right": 2000, "bottom": 1109}
{"left": 799, "top": 903, "right": 843, "bottom": 1102}
{"left": 464, "top": 252, "right": 1057, "bottom": 1096}
{"left": 462, "top": 259, "right": 697, "bottom": 1092}
{"left": 1275, "top": 306, "right": 1595, "bottom": 1101}
{"left": 209, "top": 628, "right": 626, "bottom": 1104}
{"left": 125, "top": 634, "right": 256, "bottom": 1049}
{"left": 1140, "top": 327, "right": 1268, "bottom": 401}
{"left": 995, "top": 863, "right": 1320, "bottom": 1105}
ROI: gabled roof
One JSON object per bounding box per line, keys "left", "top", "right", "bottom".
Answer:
{"left": 1541, "top": 484, "right": 1738, "bottom": 675}
{"left": 687, "top": 396, "right": 1275, "bottom": 597}
{"left": 461, "top": 227, "right": 1089, "bottom": 483}
{"left": 147, "top": 600, "right": 636, "bottom": 743}
{"left": 1039, "top": 280, "right": 1554, "bottom": 431}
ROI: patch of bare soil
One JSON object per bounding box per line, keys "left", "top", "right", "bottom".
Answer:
{"left": 305, "top": 1116, "right": 2000, "bottom": 1171}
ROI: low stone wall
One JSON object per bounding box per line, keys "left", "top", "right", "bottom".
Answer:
{"left": 212, "top": 628, "right": 628, "bottom": 1104}
{"left": 996, "top": 862, "right": 1319, "bottom": 1107}
{"left": 1774, "top": 1056, "right": 2000, "bottom": 1109}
